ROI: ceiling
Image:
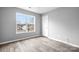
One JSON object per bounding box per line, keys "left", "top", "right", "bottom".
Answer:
{"left": 18, "top": 7, "right": 58, "bottom": 14}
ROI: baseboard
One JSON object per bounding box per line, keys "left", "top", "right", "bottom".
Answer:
{"left": 48, "top": 37, "right": 79, "bottom": 48}
{"left": 0, "top": 35, "right": 40, "bottom": 45}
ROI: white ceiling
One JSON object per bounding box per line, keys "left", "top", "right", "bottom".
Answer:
{"left": 18, "top": 7, "right": 58, "bottom": 14}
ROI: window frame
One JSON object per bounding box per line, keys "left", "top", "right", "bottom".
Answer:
{"left": 16, "top": 12, "right": 36, "bottom": 34}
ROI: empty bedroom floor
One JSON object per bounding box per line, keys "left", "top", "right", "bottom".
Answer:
{"left": 0, "top": 37, "right": 79, "bottom": 52}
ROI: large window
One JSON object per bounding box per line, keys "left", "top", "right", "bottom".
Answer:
{"left": 16, "top": 12, "right": 35, "bottom": 34}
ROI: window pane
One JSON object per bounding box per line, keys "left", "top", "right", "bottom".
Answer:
{"left": 16, "top": 12, "right": 35, "bottom": 34}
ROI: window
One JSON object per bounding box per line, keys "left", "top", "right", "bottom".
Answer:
{"left": 16, "top": 12, "right": 35, "bottom": 34}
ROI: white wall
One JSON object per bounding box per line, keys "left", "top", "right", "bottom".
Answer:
{"left": 42, "top": 7, "right": 79, "bottom": 46}
{"left": 42, "top": 14, "right": 48, "bottom": 37}
{"left": 0, "top": 7, "right": 41, "bottom": 43}
{"left": 0, "top": 7, "right": 16, "bottom": 43}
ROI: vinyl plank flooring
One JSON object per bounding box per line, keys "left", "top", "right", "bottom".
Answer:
{"left": 0, "top": 37, "right": 79, "bottom": 52}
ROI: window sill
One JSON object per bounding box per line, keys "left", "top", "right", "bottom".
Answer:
{"left": 16, "top": 32, "right": 35, "bottom": 34}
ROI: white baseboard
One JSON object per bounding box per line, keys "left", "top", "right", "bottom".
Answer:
{"left": 48, "top": 37, "right": 79, "bottom": 48}
{"left": 0, "top": 35, "right": 40, "bottom": 45}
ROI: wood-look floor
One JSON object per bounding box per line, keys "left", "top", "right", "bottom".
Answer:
{"left": 0, "top": 37, "right": 79, "bottom": 52}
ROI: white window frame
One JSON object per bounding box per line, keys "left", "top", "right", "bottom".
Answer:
{"left": 16, "top": 12, "right": 36, "bottom": 34}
